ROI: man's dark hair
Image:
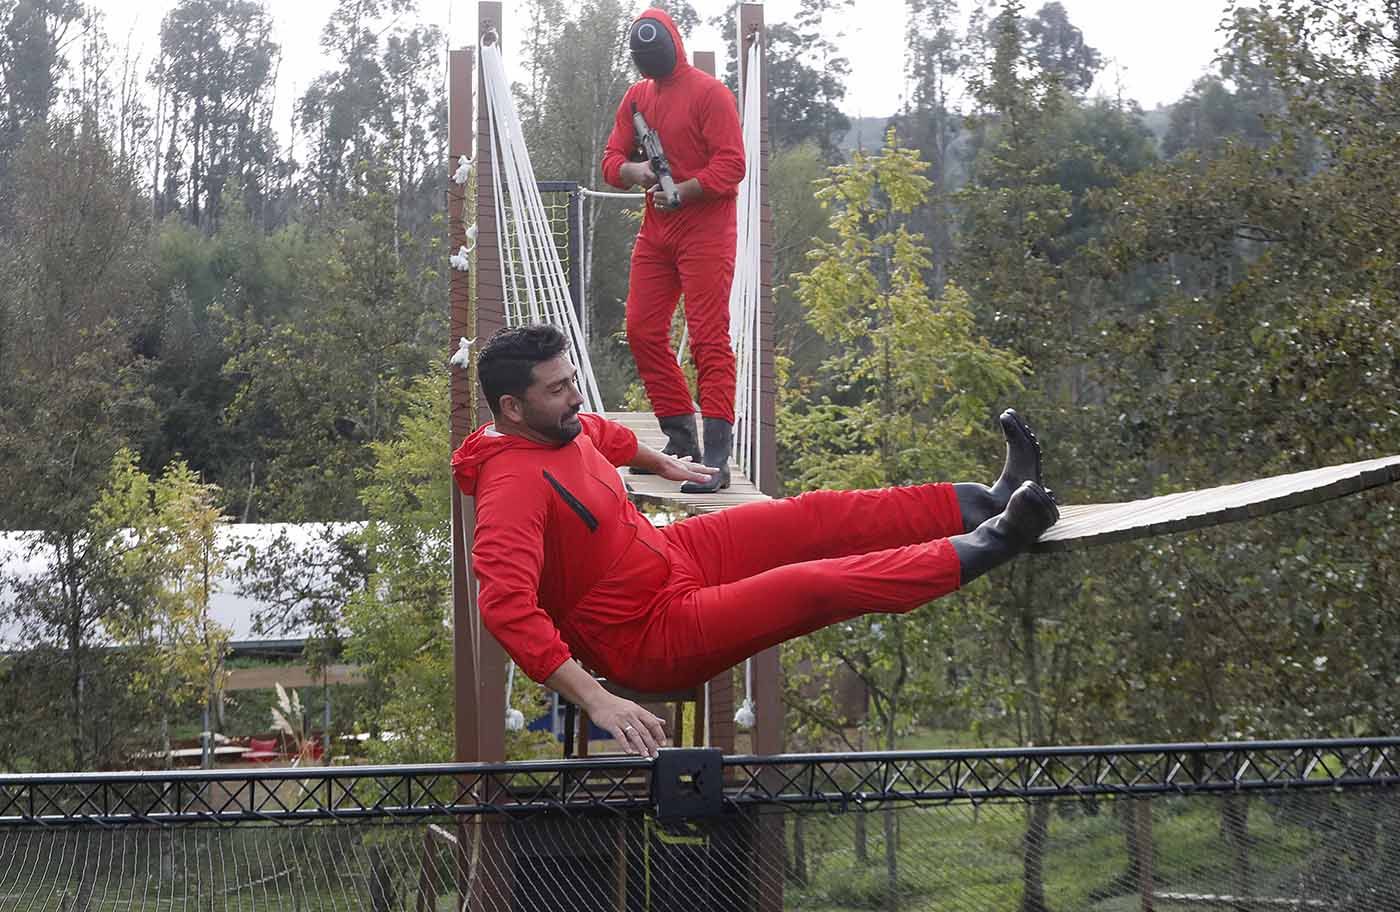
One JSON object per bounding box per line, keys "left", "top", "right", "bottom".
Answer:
{"left": 477, "top": 324, "right": 569, "bottom": 415}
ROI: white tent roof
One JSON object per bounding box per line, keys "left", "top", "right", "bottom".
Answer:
{"left": 0, "top": 523, "right": 361, "bottom": 650}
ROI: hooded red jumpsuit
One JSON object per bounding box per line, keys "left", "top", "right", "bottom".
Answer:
{"left": 452, "top": 414, "right": 966, "bottom": 692}
{"left": 601, "top": 9, "right": 744, "bottom": 425}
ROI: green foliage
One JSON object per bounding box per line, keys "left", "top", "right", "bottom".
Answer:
{"left": 786, "top": 129, "right": 1026, "bottom": 491}
{"left": 780, "top": 129, "right": 1025, "bottom": 770}
{"left": 344, "top": 372, "right": 552, "bottom": 763}
{"left": 222, "top": 184, "right": 436, "bottom": 521}
{"left": 96, "top": 450, "right": 233, "bottom": 731}
{"left": 151, "top": 0, "right": 280, "bottom": 228}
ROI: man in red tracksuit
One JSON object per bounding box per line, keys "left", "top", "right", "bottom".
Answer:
{"left": 601, "top": 8, "right": 745, "bottom": 495}
{"left": 452, "top": 326, "right": 1059, "bottom": 757}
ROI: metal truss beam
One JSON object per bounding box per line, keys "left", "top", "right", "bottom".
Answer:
{"left": 2, "top": 738, "right": 1397, "bottom": 827}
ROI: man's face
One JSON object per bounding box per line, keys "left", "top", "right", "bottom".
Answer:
{"left": 517, "top": 355, "right": 584, "bottom": 444}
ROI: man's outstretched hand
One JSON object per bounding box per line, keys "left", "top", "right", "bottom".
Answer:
{"left": 629, "top": 444, "right": 719, "bottom": 485}
{"left": 586, "top": 692, "right": 668, "bottom": 758}
{"left": 655, "top": 454, "right": 718, "bottom": 485}
{"left": 545, "top": 660, "right": 669, "bottom": 758}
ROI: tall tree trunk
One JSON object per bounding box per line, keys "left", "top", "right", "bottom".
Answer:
{"left": 1019, "top": 578, "right": 1050, "bottom": 912}
{"left": 884, "top": 803, "right": 899, "bottom": 912}
{"left": 1129, "top": 799, "right": 1155, "bottom": 911}
{"left": 368, "top": 845, "right": 396, "bottom": 912}
{"left": 65, "top": 537, "right": 85, "bottom": 770}
{"left": 883, "top": 685, "right": 901, "bottom": 911}
{"left": 790, "top": 815, "right": 807, "bottom": 886}
{"left": 1222, "top": 794, "right": 1252, "bottom": 910}
{"left": 853, "top": 729, "right": 869, "bottom": 864}
{"left": 1022, "top": 799, "right": 1052, "bottom": 912}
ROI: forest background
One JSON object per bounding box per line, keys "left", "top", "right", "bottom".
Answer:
{"left": 0, "top": 0, "right": 1396, "bottom": 791}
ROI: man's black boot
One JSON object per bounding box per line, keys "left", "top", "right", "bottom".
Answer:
{"left": 631, "top": 414, "right": 701, "bottom": 475}
{"left": 950, "top": 480, "right": 1059, "bottom": 585}
{"left": 680, "top": 417, "right": 732, "bottom": 493}
{"left": 954, "top": 408, "right": 1046, "bottom": 532}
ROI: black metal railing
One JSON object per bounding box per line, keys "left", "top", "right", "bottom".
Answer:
{"left": 2, "top": 737, "right": 1397, "bottom": 827}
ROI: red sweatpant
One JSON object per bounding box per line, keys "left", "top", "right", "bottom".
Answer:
{"left": 607, "top": 483, "right": 965, "bottom": 692}
{"left": 626, "top": 223, "right": 737, "bottom": 423}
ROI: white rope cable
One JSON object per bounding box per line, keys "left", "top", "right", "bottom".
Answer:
{"left": 457, "top": 491, "right": 482, "bottom": 707}
{"left": 484, "top": 46, "right": 545, "bottom": 326}
{"left": 703, "top": 679, "right": 711, "bottom": 745}
{"left": 575, "top": 193, "right": 589, "bottom": 341}
{"left": 577, "top": 187, "right": 647, "bottom": 200}
{"left": 726, "top": 38, "right": 764, "bottom": 487}
{"left": 504, "top": 662, "right": 524, "bottom": 731}
{"left": 480, "top": 39, "right": 603, "bottom": 412}
{"left": 731, "top": 37, "right": 765, "bottom": 732}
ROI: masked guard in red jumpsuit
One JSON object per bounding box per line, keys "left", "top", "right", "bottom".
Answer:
{"left": 453, "top": 326, "right": 1059, "bottom": 758}
{"left": 601, "top": 8, "right": 745, "bottom": 494}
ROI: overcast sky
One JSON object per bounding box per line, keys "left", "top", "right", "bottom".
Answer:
{"left": 91, "top": 0, "right": 1233, "bottom": 122}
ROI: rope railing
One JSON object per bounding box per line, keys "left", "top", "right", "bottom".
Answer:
{"left": 479, "top": 38, "right": 603, "bottom": 413}
{"left": 730, "top": 37, "right": 764, "bottom": 487}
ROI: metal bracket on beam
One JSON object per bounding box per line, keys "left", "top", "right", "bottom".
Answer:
{"left": 652, "top": 748, "right": 723, "bottom": 821}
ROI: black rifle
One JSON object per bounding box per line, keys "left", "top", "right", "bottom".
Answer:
{"left": 631, "top": 102, "right": 682, "bottom": 209}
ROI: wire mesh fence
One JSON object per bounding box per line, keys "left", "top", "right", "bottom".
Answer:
{"left": 3, "top": 787, "right": 1400, "bottom": 910}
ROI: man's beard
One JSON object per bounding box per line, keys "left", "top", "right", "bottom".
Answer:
{"left": 528, "top": 406, "right": 582, "bottom": 444}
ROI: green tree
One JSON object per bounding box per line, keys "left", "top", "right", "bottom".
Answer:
{"left": 95, "top": 451, "right": 233, "bottom": 762}
{"left": 0, "top": 0, "right": 81, "bottom": 170}
{"left": 150, "top": 0, "right": 281, "bottom": 228}
{"left": 344, "top": 372, "right": 551, "bottom": 762}
{"left": 1022, "top": 1, "right": 1103, "bottom": 95}
{"left": 781, "top": 130, "right": 1024, "bottom": 906}
{"left": 222, "top": 182, "right": 434, "bottom": 521}
{"left": 710, "top": 0, "right": 852, "bottom": 159}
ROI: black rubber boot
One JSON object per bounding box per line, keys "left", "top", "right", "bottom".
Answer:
{"left": 951, "top": 480, "right": 1059, "bottom": 585}
{"left": 954, "top": 408, "right": 1047, "bottom": 532}
{"left": 631, "top": 414, "right": 701, "bottom": 475}
{"left": 680, "top": 417, "right": 732, "bottom": 493}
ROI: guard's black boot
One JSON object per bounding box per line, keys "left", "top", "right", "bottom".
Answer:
{"left": 631, "top": 414, "right": 701, "bottom": 475}
{"left": 680, "top": 417, "right": 732, "bottom": 493}
{"left": 954, "top": 408, "right": 1047, "bottom": 532}
{"left": 951, "top": 480, "right": 1059, "bottom": 585}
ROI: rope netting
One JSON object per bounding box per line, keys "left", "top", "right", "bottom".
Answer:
{"left": 6, "top": 788, "right": 1400, "bottom": 910}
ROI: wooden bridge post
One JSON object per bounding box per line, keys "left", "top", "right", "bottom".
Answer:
{"left": 450, "top": 5, "right": 511, "bottom": 910}
{"left": 690, "top": 47, "right": 737, "bottom": 757}
{"left": 739, "top": 6, "right": 785, "bottom": 912}
{"left": 737, "top": 2, "right": 783, "bottom": 758}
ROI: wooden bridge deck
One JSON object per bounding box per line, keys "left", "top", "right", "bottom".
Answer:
{"left": 605, "top": 411, "right": 771, "bottom": 516}
{"left": 607, "top": 415, "right": 1400, "bottom": 546}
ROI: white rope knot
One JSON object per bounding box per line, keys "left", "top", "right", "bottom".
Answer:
{"left": 450, "top": 245, "right": 471, "bottom": 271}
{"left": 505, "top": 708, "right": 525, "bottom": 732}
{"left": 734, "top": 698, "right": 756, "bottom": 730}
{"left": 453, "top": 155, "right": 474, "bottom": 185}
{"left": 449, "top": 337, "right": 476, "bottom": 369}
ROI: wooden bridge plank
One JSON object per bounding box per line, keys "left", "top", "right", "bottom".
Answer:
{"left": 1034, "top": 454, "right": 1400, "bottom": 552}
{"left": 605, "top": 411, "right": 772, "bottom": 516}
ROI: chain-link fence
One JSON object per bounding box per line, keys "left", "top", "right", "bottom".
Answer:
{"left": 4, "top": 741, "right": 1400, "bottom": 911}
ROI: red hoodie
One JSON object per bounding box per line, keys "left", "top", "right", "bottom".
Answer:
{"left": 601, "top": 9, "right": 745, "bottom": 234}
{"left": 451, "top": 413, "right": 675, "bottom": 684}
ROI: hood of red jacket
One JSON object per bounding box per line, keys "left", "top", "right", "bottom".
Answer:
{"left": 633, "top": 7, "right": 689, "bottom": 80}
{"left": 451, "top": 424, "right": 557, "bottom": 496}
